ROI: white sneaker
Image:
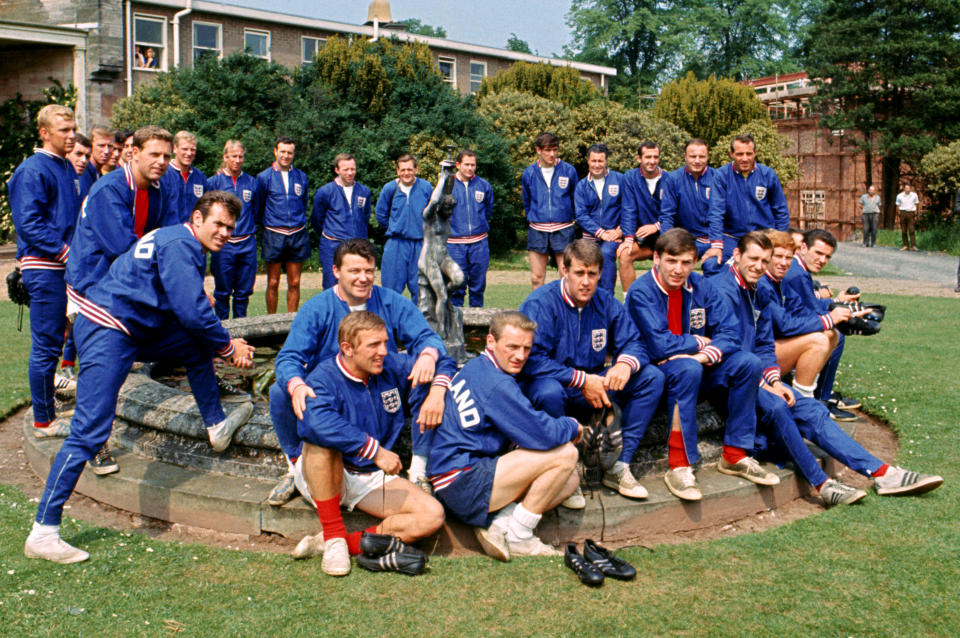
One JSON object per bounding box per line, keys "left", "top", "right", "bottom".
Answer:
{"left": 321, "top": 537, "right": 351, "bottom": 576}
{"left": 292, "top": 532, "right": 325, "bottom": 560}
{"left": 718, "top": 456, "right": 780, "bottom": 486}
{"left": 32, "top": 416, "right": 71, "bottom": 439}
{"left": 602, "top": 467, "right": 648, "bottom": 499}
{"left": 474, "top": 519, "right": 510, "bottom": 562}
{"left": 24, "top": 534, "right": 89, "bottom": 564}
{"left": 874, "top": 466, "right": 944, "bottom": 496}
{"left": 818, "top": 478, "right": 867, "bottom": 507}
{"left": 560, "top": 486, "right": 586, "bottom": 510}
{"left": 54, "top": 370, "right": 77, "bottom": 394}
{"left": 207, "top": 402, "right": 254, "bottom": 452}
{"left": 506, "top": 534, "right": 561, "bottom": 557}
{"left": 664, "top": 466, "right": 702, "bottom": 501}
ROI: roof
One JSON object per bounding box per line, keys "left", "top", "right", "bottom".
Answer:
{"left": 137, "top": 0, "right": 617, "bottom": 76}
{"left": 743, "top": 71, "right": 809, "bottom": 87}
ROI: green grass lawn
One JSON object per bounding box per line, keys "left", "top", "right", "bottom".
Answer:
{"left": 1, "top": 292, "right": 958, "bottom": 636}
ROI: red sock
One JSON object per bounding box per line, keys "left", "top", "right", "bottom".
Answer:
{"left": 872, "top": 463, "right": 889, "bottom": 477}
{"left": 722, "top": 445, "right": 747, "bottom": 465}
{"left": 61, "top": 360, "right": 74, "bottom": 369}
{"left": 33, "top": 421, "right": 51, "bottom": 429}
{"left": 346, "top": 525, "right": 379, "bottom": 556}
{"left": 668, "top": 429, "right": 689, "bottom": 469}
{"left": 313, "top": 497, "right": 346, "bottom": 540}
{"left": 815, "top": 480, "right": 827, "bottom": 491}
{"left": 289, "top": 455, "right": 299, "bottom": 465}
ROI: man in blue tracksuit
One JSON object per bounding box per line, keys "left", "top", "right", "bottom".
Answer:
{"left": 293, "top": 311, "right": 456, "bottom": 576}
{"left": 573, "top": 144, "right": 624, "bottom": 294}
{"left": 160, "top": 131, "right": 206, "bottom": 223}
{"left": 375, "top": 153, "right": 433, "bottom": 304}
{"left": 522, "top": 132, "right": 578, "bottom": 289}
{"left": 206, "top": 140, "right": 258, "bottom": 319}
{"left": 626, "top": 228, "right": 778, "bottom": 502}
{"left": 777, "top": 229, "right": 859, "bottom": 421}
{"left": 8, "top": 105, "right": 79, "bottom": 435}
{"left": 78, "top": 125, "right": 113, "bottom": 198}
{"left": 618, "top": 141, "right": 664, "bottom": 291}
{"left": 255, "top": 136, "right": 310, "bottom": 314}
{"left": 519, "top": 239, "right": 663, "bottom": 500}
{"left": 708, "top": 133, "right": 789, "bottom": 266}
{"left": 311, "top": 153, "right": 372, "bottom": 290}
{"left": 428, "top": 311, "right": 582, "bottom": 561}
{"left": 25, "top": 191, "right": 256, "bottom": 564}
{"left": 660, "top": 139, "right": 721, "bottom": 272}
{"left": 447, "top": 149, "right": 494, "bottom": 307}
{"left": 269, "top": 239, "right": 447, "bottom": 504}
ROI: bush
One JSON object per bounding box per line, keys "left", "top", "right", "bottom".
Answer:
{"left": 919, "top": 141, "right": 960, "bottom": 215}
{"left": 477, "top": 61, "right": 602, "bottom": 108}
{"left": 710, "top": 118, "right": 799, "bottom": 183}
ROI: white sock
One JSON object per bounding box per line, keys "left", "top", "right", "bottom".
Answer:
{"left": 30, "top": 521, "right": 59, "bottom": 542}
{"left": 207, "top": 419, "right": 227, "bottom": 440}
{"left": 408, "top": 454, "right": 428, "bottom": 479}
{"left": 611, "top": 460, "right": 629, "bottom": 478}
{"left": 792, "top": 380, "right": 817, "bottom": 398}
{"left": 286, "top": 457, "right": 296, "bottom": 475}
{"left": 506, "top": 503, "right": 541, "bottom": 542}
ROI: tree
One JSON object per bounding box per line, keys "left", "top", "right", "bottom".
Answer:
{"left": 476, "top": 62, "right": 601, "bottom": 108}
{"left": 805, "top": 0, "right": 960, "bottom": 228}
{"left": 653, "top": 72, "right": 767, "bottom": 147}
{"left": 505, "top": 33, "right": 532, "bottom": 54}
{"left": 398, "top": 18, "right": 447, "bottom": 38}
{"left": 918, "top": 141, "right": 960, "bottom": 215}
{"left": 709, "top": 118, "right": 800, "bottom": 184}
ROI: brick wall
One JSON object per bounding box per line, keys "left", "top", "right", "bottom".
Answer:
{"left": 0, "top": 45, "right": 74, "bottom": 100}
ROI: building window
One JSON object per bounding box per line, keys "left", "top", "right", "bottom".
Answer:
{"left": 755, "top": 87, "right": 768, "bottom": 95}
{"left": 302, "top": 36, "right": 327, "bottom": 64}
{"left": 469, "top": 61, "right": 486, "bottom": 93}
{"left": 193, "top": 22, "right": 222, "bottom": 63}
{"left": 133, "top": 15, "right": 165, "bottom": 70}
{"left": 438, "top": 56, "right": 456, "bottom": 87}
{"left": 244, "top": 29, "right": 270, "bottom": 60}
{"left": 800, "top": 191, "right": 826, "bottom": 226}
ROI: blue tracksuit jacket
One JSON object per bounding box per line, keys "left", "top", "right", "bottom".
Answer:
{"left": 375, "top": 177, "right": 433, "bottom": 240}
{"left": 518, "top": 279, "right": 647, "bottom": 387}
{"left": 449, "top": 175, "right": 494, "bottom": 240}
{"left": 779, "top": 255, "right": 835, "bottom": 332}
{"left": 620, "top": 167, "right": 663, "bottom": 239}
{"left": 521, "top": 160, "right": 578, "bottom": 228}
{"left": 66, "top": 164, "right": 175, "bottom": 297}
{"left": 8, "top": 149, "right": 79, "bottom": 269}
{"left": 255, "top": 163, "right": 309, "bottom": 229}
{"left": 311, "top": 180, "right": 372, "bottom": 240}
{"left": 757, "top": 271, "right": 830, "bottom": 337}
{"left": 427, "top": 349, "right": 579, "bottom": 482}
{"left": 659, "top": 166, "right": 715, "bottom": 238}
{"left": 711, "top": 265, "right": 781, "bottom": 385}
{"left": 573, "top": 171, "right": 624, "bottom": 238}
{"left": 205, "top": 170, "right": 258, "bottom": 239}
{"left": 160, "top": 163, "right": 207, "bottom": 224}
{"left": 708, "top": 162, "right": 789, "bottom": 245}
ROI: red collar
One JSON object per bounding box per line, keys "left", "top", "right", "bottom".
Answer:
{"left": 730, "top": 264, "right": 752, "bottom": 290}
{"left": 559, "top": 277, "right": 578, "bottom": 308}
{"left": 652, "top": 268, "right": 692, "bottom": 295}
{"left": 794, "top": 254, "right": 809, "bottom": 272}
{"left": 336, "top": 353, "right": 367, "bottom": 385}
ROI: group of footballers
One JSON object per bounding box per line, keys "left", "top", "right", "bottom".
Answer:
{"left": 11, "top": 104, "right": 942, "bottom": 576}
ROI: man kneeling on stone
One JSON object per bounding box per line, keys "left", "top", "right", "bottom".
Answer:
{"left": 518, "top": 239, "right": 664, "bottom": 503}
{"left": 293, "top": 311, "right": 456, "bottom": 577}
{"left": 428, "top": 311, "right": 583, "bottom": 562}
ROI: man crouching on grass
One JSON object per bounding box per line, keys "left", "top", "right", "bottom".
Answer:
{"left": 292, "top": 311, "right": 457, "bottom": 577}
{"left": 428, "top": 311, "right": 583, "bottom": 561}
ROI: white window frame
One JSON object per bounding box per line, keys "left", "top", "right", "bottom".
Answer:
{"left": 192, "top": 21, "right": 222, "bottom": 63}
{"left": 469, "top": 60, "right": 486, "bottom": 94}
{"left": 133, "top": 14, "right": 167, "bottom": 72}
{"left": 301, "top": 36, "right": 327, "bottom": 65}
{"left": 438, "top": 56, "right": 456, "bottom": 88}
{"left": 800, "top": 190, "right": 826, "bottom": 226}
{"left": 244, "top": 28, "right": 271, "bottom": 61}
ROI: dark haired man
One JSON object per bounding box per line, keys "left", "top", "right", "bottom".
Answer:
{"left": 519, "top": 239, "right": 663, "bottom": 500}
{"left": 79, "top": 125, "right": 113, "bottom": 194}
{"left": 618, "top": 141, "right": 664, "bottom": 290}
{"left": 574, "top": 144, "right": 624, "bottom": 294}
{"left": 312, "top": 153, "right": 372, "bottom": 290}
{"left": 448, "top": 149, "right": 495, "bottom": 307}
{"left": 26, "top": 191, "right": 256, "bottom": 564}
{"left": 522, "top": 132, "right": 578, "bottom": 289}
{"left": 660, "top": 138, "right": 719, "bottom": 271}
{"left": 256, "top": 136, "right": 310, "bottom": 313}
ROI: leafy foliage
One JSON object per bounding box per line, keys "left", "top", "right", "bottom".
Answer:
{"left": 505, "top": 33, "right": 533, "bottom": 54}
{"left": 652, "top": 72, "right": 767, "bottom": 147}
{"left": 477, "top": 62, "right": 601, "bottom": 108}
{"left": 709, "top": 118, "right": 799, "bottom": 184}
{"left": 0, "top": 81, "right": 77, "bottom": 241}
{"left": 398, "top": 18, "right": 447, "bottom": 38}
{"left": 919, "top": 141, "right": 960, "bottom": 213}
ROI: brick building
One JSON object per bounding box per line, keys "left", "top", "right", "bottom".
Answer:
{"left": 0, "top": 0, "right": 615, "bottom": 130}
{"left": 745, "top": 72, "right": 883, "bottom": 240}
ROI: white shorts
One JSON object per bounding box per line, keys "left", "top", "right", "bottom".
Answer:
{"left": 293, "top": 458, "right": 398, "bottom": 511}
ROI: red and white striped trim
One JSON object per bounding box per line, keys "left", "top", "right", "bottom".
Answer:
{"left": 287, "top": 377, "right": 306, "bottom": 396}
{"left": 615, "top": 354, "right": 641, "bottom": 373}
{"left": 336, "top": 353, "right": 367, "bottom": 384}
{"left": 559, "top": 277, "right": 577, "bottom": 308}
{"left": 67, "top": 285, "right": 131, "bottom": 336}
{"left": 529, "top": 221, "right": 574, "bottom": 232}
{"left": 794, "top": 254, "right": 809, "bottom": 272}
{"left": 420, "top": 347, "right": 439, "bottom": 362}
{"left": 447, "top": 233, "right": 487, "bottom": 244}
{"left": 264, "top": 225, "right": 306, "bottom": 236}
{"left": 430, "top": 468, "right": 468, "bottom": 491}
{"left": 762, "top": 368, "right": 782, "bottom": 386}
{"left": 819, "top": 313, "right": 834, "bottom": 330}
{"left": 710, "top": 240, "right": 723, "bottom": 249}
{"left": 358, "top": 435, "right": 380, "bottom": 461}
{"left": 694, "top": 335, "right": 707, "bottom": 349}
{"left": 730, "top": 265, "right": 750, "bottom": 290}
{"left": 482, "top": 347, "right": 503, "bottom": 372}
{"left": 700, "top": 345, "right": 722, "bottom": 365}
{"left": 18, "top": 256, "right": 65, "bottom": 271}
{"left": 432, "top": 374, "right": 452, "bottom": 389}
{"left": 593, "top": 228, "right": 604, "bottom": 239}
{"left": 651, "top": 267, "right": 692, "bottom": 295}
{"left": 217, "top": 341, "right": 235, "bottom": 357}
{"left": 227, "top": 233, "right": 252, "bottom": 244}
{"left": 569, "top": 369, "right": 587, "bottom": 388}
